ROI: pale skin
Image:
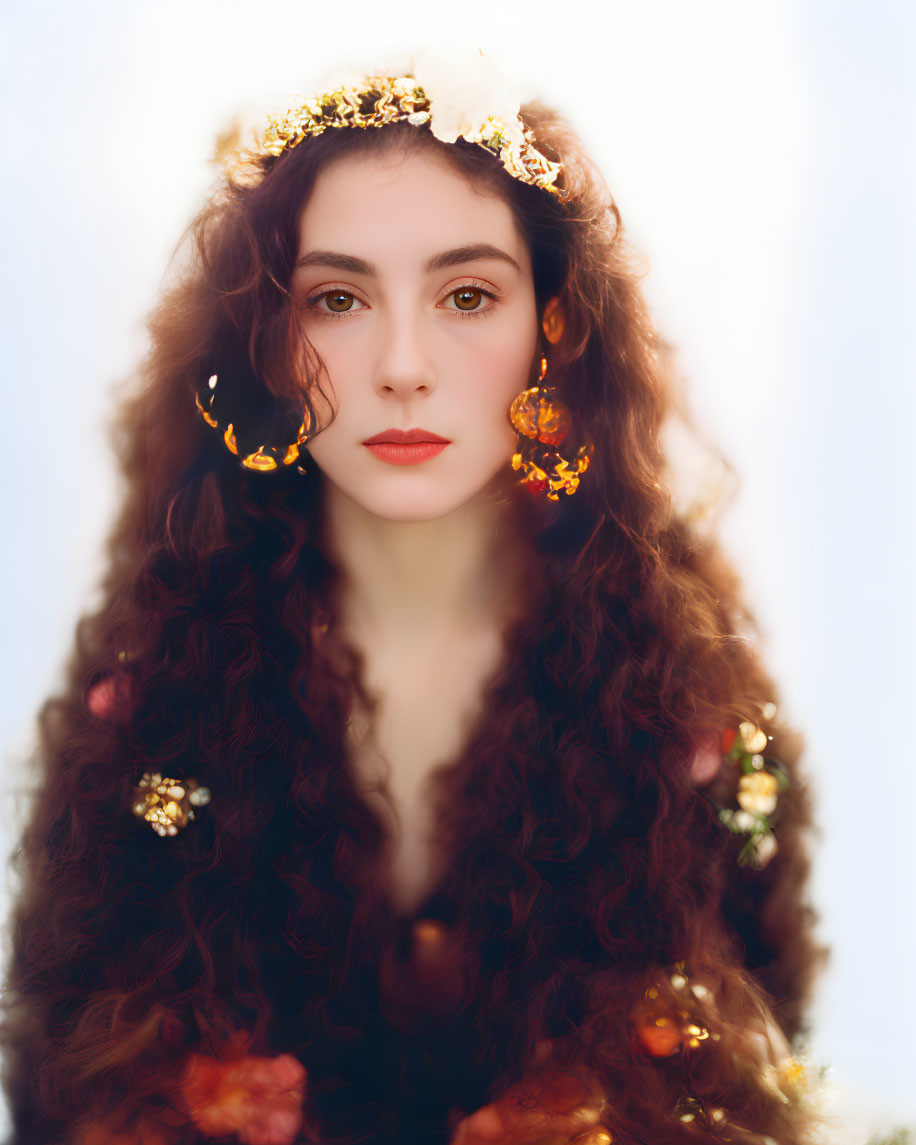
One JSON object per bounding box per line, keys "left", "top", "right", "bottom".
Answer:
{"left": 293, "top": 146, "right": 612, "bottom": 1145}
{"left": 294, "top": 145, "right": 541, "bottom": 917}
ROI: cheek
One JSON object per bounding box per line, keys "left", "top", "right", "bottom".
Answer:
{"left": 302, "top": 334, "right": 363, "bottom": 423}
{"left": 456, "top": 300, "right": 536, "bottom": 379}
{"left": 462, "top": 331, "right": 535, "bottom": 426}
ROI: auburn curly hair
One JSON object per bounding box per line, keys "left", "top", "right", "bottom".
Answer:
{"left": 1, "top": 102, "right": 822, "bottom": 1145}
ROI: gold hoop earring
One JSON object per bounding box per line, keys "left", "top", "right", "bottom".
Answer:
{"left": 509, "top": 354, "right": 592, "bottom": 500}
{"left": 195, "top": 373, "right": 313, "bottom": 473}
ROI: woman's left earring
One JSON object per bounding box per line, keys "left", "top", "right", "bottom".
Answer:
{"left": 509, "top": 354, "right": 593, "bottom": 501}
{"left": 195, "top": 374, "right": 313, "bottom": 473}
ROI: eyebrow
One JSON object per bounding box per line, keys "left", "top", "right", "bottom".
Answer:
{"left": 294, "top": 243, "right": 522, "bottom": 276}
{"left": 426, "top": 244, "right": 522, "bottom": 274}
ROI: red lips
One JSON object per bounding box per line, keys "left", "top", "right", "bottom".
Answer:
{"left": 362, "top": 428, "right": 450, "bottom": 445}
{"left": 362, "top": 428, "right": 451, "bottom": 466}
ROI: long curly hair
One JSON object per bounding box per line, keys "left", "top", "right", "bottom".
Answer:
{"left": 1, "top": 102, "right": 822, "bottom": 1145}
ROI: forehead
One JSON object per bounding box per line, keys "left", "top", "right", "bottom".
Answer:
{"left": 297, "top": 145, "right": 529, "bottom": 265}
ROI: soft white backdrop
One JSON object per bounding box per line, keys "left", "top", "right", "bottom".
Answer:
{"left": 1, "top": 0, "right": 913, "bottom": 1139}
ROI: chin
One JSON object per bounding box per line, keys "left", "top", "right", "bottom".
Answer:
{"left": 323, "top": 467, "right": 509, "bottom": 524}
{"left": 358, "top": 490, "right": 483, "bottom": 524}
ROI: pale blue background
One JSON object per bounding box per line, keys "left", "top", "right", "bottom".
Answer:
{"left": 1, "top": 1, "right": 913, "bottom": 1139}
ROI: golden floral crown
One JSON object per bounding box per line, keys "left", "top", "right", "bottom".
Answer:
{"left": 243, "top": 72, "right": 562, "bottom": 196}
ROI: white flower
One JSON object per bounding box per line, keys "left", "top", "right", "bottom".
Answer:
{"left": 738, "top": 721, "right": 769, "bottom": 755}
{"left": 732, "top": 810, "right": 757, "bottom": 832}
{"left": 413, "top": 49, "right": 524, "bottom": 149}
{"left": 737, "top": 771, "right": 779, "bottom": 815}
{"left": 753, "top": 832, "right": 779, "bottom": 867}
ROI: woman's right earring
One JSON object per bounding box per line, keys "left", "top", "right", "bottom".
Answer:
{"left": 195, "top": 373, "right": 314, "bottom": 473}
{"left": 509, "top": 354, "right": 593, "bottom": 501}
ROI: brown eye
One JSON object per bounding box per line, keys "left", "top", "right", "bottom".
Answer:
{"left": 324, "top": 291, "right": 356, "bottom": 312}
{"left": 453, "top": 287, "right": 483, "bottom": 311}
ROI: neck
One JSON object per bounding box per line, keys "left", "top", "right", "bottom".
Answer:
{"left": 321, "top": 483, "right": 531, "bottom": 646}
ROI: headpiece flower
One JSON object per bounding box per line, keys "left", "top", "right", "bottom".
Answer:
{"left": 231, "top": 53, "right": 562, "bottom": 197}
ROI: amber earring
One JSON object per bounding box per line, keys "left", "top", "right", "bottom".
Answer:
{"left": 508, "top": 301, "right": 592, "bottom": 500}
{"left": 196, "top": 373, "right": 314, "bottom": 473}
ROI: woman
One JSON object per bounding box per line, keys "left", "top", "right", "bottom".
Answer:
{"left": 1, "top": 70, "right": 821, "bottom": 1145}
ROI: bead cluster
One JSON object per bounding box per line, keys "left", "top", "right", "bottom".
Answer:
{"left": 132, "top": 773, "right": 211, "bottom": 837}
{"left": 634, "top": 962, "right": 715, "bottom": 1058}
{"left": 676, "top": 1095, "right": 727, "bottom": 1129}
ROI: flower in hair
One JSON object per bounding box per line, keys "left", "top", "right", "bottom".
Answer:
{"left": 736, "top": 769, "right": 779, "bottom": 815}
{"left": 713, "top": 715, "right": 788, "bottom": 868}
{"left": 85, "top": 650, "right": 138, "bottom": 724}
{"left": 412, "top": 49, "right": 524, "bottom": 149}
{"left": 241, "top": 53, "right": 561, "bottom": 196}
{"left": 86, "top": 672, "right": 134, "bottom": 723}
{"left": 689, "top": 726, "right": 724, "bottom": 786}
{"left": 181, "top": 1033, "right": 307, "bottom": 1145}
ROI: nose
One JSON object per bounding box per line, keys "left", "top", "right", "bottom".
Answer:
{"left": 372, "top": 308, "right": 436, "bottom": 401}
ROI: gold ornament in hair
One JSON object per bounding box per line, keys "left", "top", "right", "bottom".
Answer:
{"left": 132, "top": 772, "right": 211, "bottom": 837}
{"left": 675, "top": 1096, "right": 727, "bottom": 1130}
{"left": 241, "top": 72, "right": 562, "bottom": 196}
{"left": 634, "top": 961, "right": 714, "bottom": 1059}
{"left": 196, "top": 374, "right": 313, "bottom": 473}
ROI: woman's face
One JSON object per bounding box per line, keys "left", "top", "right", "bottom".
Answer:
{"left": 293, "top": 144, "right": 539, "bottom": 522}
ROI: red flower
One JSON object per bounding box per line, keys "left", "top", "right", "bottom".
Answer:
{"left": 181, "top": 1038, "right": 307, "bottom": 1145}
{"left": 720, "top": 726, "right": 737, "bottom": 755}
{"left": 634, "top": 1021, "right": 686, "bottom": 1058}
{"left": 85, "top": 671, "right": 135, "bottom": 722}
